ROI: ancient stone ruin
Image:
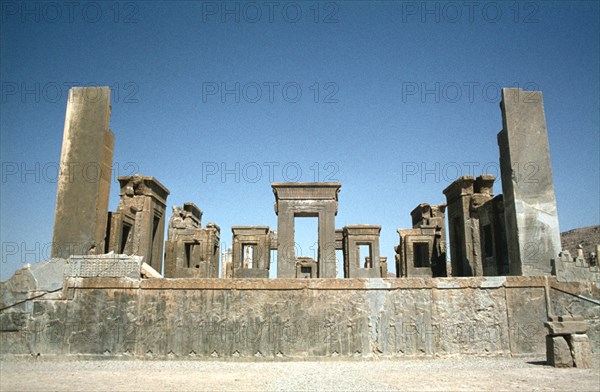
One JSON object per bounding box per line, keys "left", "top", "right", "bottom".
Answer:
{"left": 273, "top": 182, "right": 341, "bottom": 278}
{"left": 107, "top": 175, "right": 170, "bottom": 274}
{"left": 1, "top": 87, "right": 598, "bottom": 362}
{"left": 442, "top": 174, "right": 507, "bottom": 277}
{"left": 51, "top": 86, "right": 114, "bottom": 259}
{"left": 164, "top": 203, "right": 221, "bottom": 279}
{"left": 545, "top": 315, "right": 593, "bottom": 368}
{"left": 498, "top": 89, "right": 562, "bottom": 276}
{"left": 395, "top": 203, "right": 447, "bottom": 277}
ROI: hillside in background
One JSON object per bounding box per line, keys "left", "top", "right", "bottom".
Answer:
{"left": 561, "top": 225, "right": 600, "bottom": 257}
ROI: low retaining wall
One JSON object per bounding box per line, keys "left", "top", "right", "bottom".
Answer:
{"left": 1, "top": 276, "right": 599, "bottom": 359}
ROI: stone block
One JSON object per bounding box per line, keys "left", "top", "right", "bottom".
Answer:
{"left": 141, "top": 262, "right": 162, "bottom": 279}
{"left": 569, "top": 334, "right": 593, "bottom": 368}
{"left": 546, "top": 335, "right": 573, "bottom": 367}
{"left": 550, "top": 290, "right": 600, "bottom": 357}
{"left": 235, "top": 268, "right": 269, "bottom": 278}
{"left": 507, "top": 287, "right": 546, "bottom": 354}
{"left": 296, "top": 257, "right": 318, "bottom": 278}
{"left": 433, "top": 287, "right": 510, "bottom": 355}
{"left": 28, "top": 258, "right": 67, "bottom": 291}
{"left": 548, "top": 315, "right": 584, "bottom": 322}
{"left": 396, "top": 205, "right": 447, "bottom": 278}
{"left": 0, "top": 258, "right": 67, "bottom": 310}
{"left": 544, "top": 321, "right": 588, "bottom": 335}
{"left": 65, "top": 253, "right": 142, "bottom": 279}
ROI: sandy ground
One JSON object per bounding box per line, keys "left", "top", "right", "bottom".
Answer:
{"left": 1, "top": 356, "right": 599, "bottom": 392}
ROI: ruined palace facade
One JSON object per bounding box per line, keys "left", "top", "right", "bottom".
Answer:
{"left": 1, "top": 86, "right": 598, "bottom": 361}
{"left": 395, "top": 89, "right": 566, "bottom": 280}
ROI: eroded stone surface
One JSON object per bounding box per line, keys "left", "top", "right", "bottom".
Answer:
{"left": 2, "top": 276, "right": 597, "bottom": 359}
{"left": 1, "top": 258, "right": 66, "bottom": 310}
{"left": 343, "top": 225, "right": 383, "bottom": 278}
{"left": 51, "top": 87, "right": 114, "bottom": 259}
{"left": 547, "top": 336, "right": 573, "bottom": 367}
{"left": 443, "top": 176, "right": 508, "bottom": 277}
{"left": 396, "top": 203, "right": 447, "bottom": 278}
{"left": 544, "top": 321, "right": 588, "bottom": 335}
{"left": 231, "top": 226, "right": 272, "bottom": 278}
{"left": 66, "top": 253, "right": 143, "bottom": 279}
{"left": 141, "top": 263, "right": 162, "bottom": 279}
{"left": 554, "top": 251, "right": 600, "bottom": 284}
{"left": 550, "top": 285, "right": 600, "bottom": 358}
{"left": 433, "top": 287, "right": 510, "bottom": 355}
{"left": 569, "top": 333, "right": 593, "bottom": 368}
{"left": 164, "top": 204, "right": 220, "bottom": 278}
{"left": 507, "top": 287, "right": 547, "bottom": 354}
{"left": 498, "top": 88, "right": 562, "bottom": 276}
{"left": 107, "top": 175, "right": 170, "bottom": 274}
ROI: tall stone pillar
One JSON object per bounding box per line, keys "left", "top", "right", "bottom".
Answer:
{"left": 443, "top": 176, "right": 476, "bottom": 276}
{"left": 276, "top": 205, "right": 296, "bottom": 278}
{"left": 51, "top": 87, "right": 114, "bottom": 258}
{"left": 318, "top": 202, "right": 338, "bottom": 278}
{"left": 498, "top": 88, "right": 561, "bottom": 275}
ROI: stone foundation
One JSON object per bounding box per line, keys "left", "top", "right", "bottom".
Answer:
{"left": 1, "top": 276, "right": 598, "bottom": 360}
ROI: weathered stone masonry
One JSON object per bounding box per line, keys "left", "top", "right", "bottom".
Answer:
{"left": 2, "top": 86, "right": 599, "bottom": 361}
{"left": 0, "top": 276, "right": 598, "bottom": 359}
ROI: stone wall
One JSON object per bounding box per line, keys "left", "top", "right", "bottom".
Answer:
{"left": 554, "top": 251, "right": 600, "bottom": 284}
{"left": 1, "top": 276, "right": 598, "bottom": 360}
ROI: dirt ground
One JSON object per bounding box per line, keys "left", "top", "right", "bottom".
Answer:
{"left": 1, "top": 356, "right": 599, "bottom": 392}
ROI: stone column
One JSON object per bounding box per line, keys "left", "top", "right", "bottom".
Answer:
{"left": 319, "top": 202, "right": 337, "bottom": 278}
{"left": 443, "top": 176, "right": 476, "bottom": 276}
{"left": 51, "top": 87, "right": 114, "bottom": 258}
{"left": 498, "top": 88, "right": 561, "bottom": 275}
{"left": 276, "top": 203, "right": 296, "bottom": 278}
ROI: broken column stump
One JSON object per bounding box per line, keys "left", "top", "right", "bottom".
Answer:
{"left": 544, "top": 315, "right": 592, "bottom": 368}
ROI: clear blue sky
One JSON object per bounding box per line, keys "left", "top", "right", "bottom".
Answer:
{"left": 1, "top": 1, "right": 599, "bottom": 279}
